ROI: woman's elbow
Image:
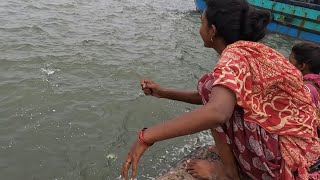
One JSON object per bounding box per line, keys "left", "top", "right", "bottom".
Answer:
{"left": 205, "top": 104, "right": 234, "bottom": 125}
{"left": 214, "top": 111, "right": 232, "bottom": 125}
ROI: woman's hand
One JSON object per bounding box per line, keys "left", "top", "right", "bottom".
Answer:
{"left": 120, "top": 140, "right": 150, "bottom": 180}
{"left": 140, "top": 79, "right": 164, "bottom": 98}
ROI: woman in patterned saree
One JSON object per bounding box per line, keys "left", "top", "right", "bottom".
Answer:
{"left": 120, "top": 0, "right": 320, "bottom": 179}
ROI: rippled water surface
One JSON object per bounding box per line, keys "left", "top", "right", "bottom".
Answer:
{"left": 0, "top": 0, "right": 301, "bottom": 179}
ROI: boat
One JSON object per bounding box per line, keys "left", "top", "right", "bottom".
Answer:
{"left": 194, "top": 0, "right": 320, "bottom": 43}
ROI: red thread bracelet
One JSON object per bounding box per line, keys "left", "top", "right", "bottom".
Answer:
{"left": 138, "top": 128, "right": 154, "bottom": 147}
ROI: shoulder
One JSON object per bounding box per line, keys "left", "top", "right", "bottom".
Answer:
{"left": 225, "top": 40, "right": 282, "bottom": 57}
{"left": 218, "top": 42, "right": 246, "bottom": 65}
{"left": 216, "top": 41, "right": 255, "bottom": 70}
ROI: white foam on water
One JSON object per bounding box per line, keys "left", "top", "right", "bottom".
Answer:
{"left": 41, "top": 67, "right": 59, "bottom": 75}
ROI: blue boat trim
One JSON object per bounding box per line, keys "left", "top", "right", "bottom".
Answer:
{"left": 266, "top": 7, "right": 319, "bottom": 23}
{"left": 268, "top": 22, "right": 320, "bottom": 43}
{"left": 248, "top": 0, "right": 320, "bottom": 21}
{"left": 194, "top": 0, "right": 206, "bottom": 12}
{"left": 277, "top": 0, "right": 320, "bottom": 11}
{"left": 250, "top": 6, "right": 320, "bottom": 34}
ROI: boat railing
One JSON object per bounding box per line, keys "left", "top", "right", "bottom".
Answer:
{"left": 272, "top": 0, "right": 320, "bottom": 10}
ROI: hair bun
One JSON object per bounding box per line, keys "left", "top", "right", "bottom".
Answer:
{"left": 241, "top": 7, "right": 272, "bottom": 41}
{"left": 253, "top": 9, "right": 272, "bottom": 29}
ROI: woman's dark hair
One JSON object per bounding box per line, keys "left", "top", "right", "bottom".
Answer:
{"left": 205, "top": 0, "right": 272, "bottom": 45}
{"left": 292, "top": 42, "right": 320, "bottom": 74}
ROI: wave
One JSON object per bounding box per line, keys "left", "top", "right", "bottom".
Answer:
{"left": 0, "top": 25, "right": 48, "bottom": 35}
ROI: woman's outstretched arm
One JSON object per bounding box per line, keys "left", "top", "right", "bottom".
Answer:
{"left": 141, "top": 79, "right": 203, "bottom": 105}
{"left": 121, "top": 85, "right": 236, "bottom": 180}
{"left": 143, "top": 85, "right": 235, "bottom": 143}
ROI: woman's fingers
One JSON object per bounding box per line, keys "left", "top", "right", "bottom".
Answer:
{"left": 140, "top": 80, "right": 147, "bottom": 88}
{"left": 186, "top": 159, "right": 196, "bottom": 170}
{"left": 121, "top": 155, "right": 133, "bottom": 180}
{"left": 130, "top": 142, "right": 146, "bottom": 179}
{"left": 140, "top": 80, "right": 155, "bottom": 89}
{"left": 140, "top": 80, "right": 152, "bottom": 87}
{"left": 143, "top": 89, "right": 152, "bottom": 95}
{"left": 140, "top": 79, "right": 158, "bottom": 97}
{"left": 187, "top": 169, "right": 197, "bottom": 174}
{"left": 121, "top": 159, "right": 137, "bottom": 180}
{"left": 121, "top": 140, "right": 149, "bottom": 180}
{"left": 131, "top": 158, "right": 138, "bottom": 180}
{"left": 121, "top": 161, "right": 130, "bottom": 180}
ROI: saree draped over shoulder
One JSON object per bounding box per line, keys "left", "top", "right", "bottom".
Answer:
{"left": 197, "top": 41, "right": 320, "bottom": 180}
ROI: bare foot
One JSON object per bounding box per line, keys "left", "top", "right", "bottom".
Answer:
{"left": 208, "top": 145, "right": 218, "bottom": 154}
{"left": 186, "top": 159, "right": 224, "bottom": 180}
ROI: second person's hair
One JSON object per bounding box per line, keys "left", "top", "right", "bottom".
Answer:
{"left": 292, "top": 42, "right": 320, "bottom": 74}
